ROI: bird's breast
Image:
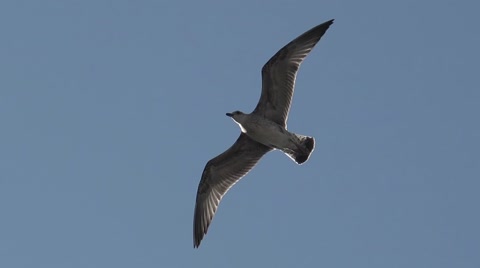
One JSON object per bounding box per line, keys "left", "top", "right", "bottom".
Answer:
{"left": 240, "top": 117, "right": 291, "bottom": 149}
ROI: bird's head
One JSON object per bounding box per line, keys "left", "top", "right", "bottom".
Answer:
{"left": 226, "top": 110, "right": 246, "bottom": 123}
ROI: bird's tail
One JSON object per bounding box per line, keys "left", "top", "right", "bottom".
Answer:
{"left": 284, "top": 134, "right": 315, "bottom": 165}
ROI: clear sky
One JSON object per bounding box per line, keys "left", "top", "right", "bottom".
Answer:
{"left": 1, "top": 0, "right": 479, "bottom": 267}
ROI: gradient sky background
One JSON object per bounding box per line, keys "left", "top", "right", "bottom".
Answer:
{"left": 1, "top": 1, "right": 479, "bottom": 267}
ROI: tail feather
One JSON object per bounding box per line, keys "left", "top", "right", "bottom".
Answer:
{"left": 284, "top": 134, "right": 315, "bottom": 165}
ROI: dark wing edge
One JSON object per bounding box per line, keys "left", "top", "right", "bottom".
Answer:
{"left": 253, "top": 19, "right": 334, "bottom": 126}
{"left": 193, "top": 133, "right": 272, "bottom": 248}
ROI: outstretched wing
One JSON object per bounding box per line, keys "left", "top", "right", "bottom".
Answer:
{"left": 193, "top": 133, "right": 272, "bottom": 248}
{"left": 253, "top": 19, "right": 334, "bottom": 126}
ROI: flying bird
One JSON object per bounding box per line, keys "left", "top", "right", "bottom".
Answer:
{"left": 193, "top": 19, "right": 334, "bottom": 248}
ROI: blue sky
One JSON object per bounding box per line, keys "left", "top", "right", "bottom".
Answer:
{"left": 1, "top": 0, "right": 479, "bottom": 267}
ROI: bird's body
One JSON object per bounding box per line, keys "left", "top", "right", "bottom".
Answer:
{"left": 230, "top": 112, "right": 290, "bottom": 149}
{"left": 193, "top": 19, "right": 334, "bottom": 248}
{"left": 228, "top": 112, "right": 313, "bottom": 161}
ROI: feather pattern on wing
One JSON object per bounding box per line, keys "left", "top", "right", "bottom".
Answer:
{"left": 253, "top": 19, "right": 334, "bottom": 126}
{"left": 193, "top": 133, "right": 272, "bottom": 247}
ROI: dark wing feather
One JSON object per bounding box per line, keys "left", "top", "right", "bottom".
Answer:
{"left": 253, "top": 19, "right": 334, "bottom": 126}
{"left": 193, "top": 133, "right": 272, "bottom": 248}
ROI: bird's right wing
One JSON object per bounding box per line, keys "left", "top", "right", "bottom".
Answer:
{"left": 193, "top": 133, "right": 272, "bottom": 248}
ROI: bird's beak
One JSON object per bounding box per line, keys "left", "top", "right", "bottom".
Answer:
{"left": 226, "top": 113, "right": 233, "bottom": 117}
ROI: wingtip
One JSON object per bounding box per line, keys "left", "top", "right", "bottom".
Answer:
{"left": 325, "top": 19, "right": 335, "bottom": 26}
{"left": 193, "top": 236, "right": 202, "bottom": 248}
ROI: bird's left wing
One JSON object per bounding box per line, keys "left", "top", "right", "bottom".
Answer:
{"left": 253, "top": 19, "right": 334, "bottom": 126}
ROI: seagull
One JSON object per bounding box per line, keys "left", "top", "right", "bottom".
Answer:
{"left": 193, "top": 19, "right": 334, "bottom": 248}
